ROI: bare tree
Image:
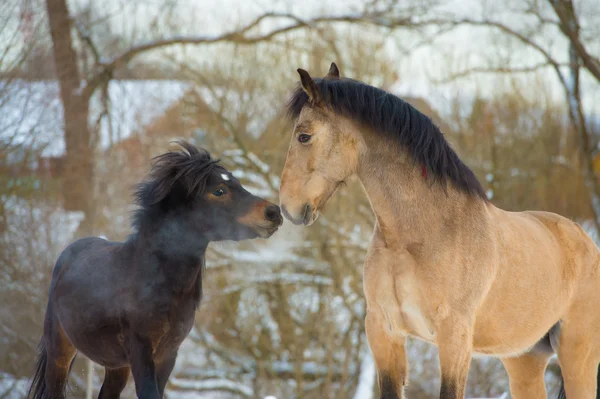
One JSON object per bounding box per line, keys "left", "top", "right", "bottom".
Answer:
{"left": 423, "top": 0, "right": 600, "bottom": 231}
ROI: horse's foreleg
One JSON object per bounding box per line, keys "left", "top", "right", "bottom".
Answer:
{"left": 501, "top": 352, "right": 550, "bottom": 399}
{"left": 436, "top": 318, "right": 472, "bottom": 399}
{"left": 98, "top": 366, "right": 130, "bottom": 399}
{"left": 129, "top": 334, "right": 160, "bottom": 399}
{"left": 557, "top": 316, "right": 600, "bottom": 399}
{"left": 365, "top": 309, "right": 407, "bottom": 399}
{"left": 156, "top": 353, "right": 177, "bottom": 398}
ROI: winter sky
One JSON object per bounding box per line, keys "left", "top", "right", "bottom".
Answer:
{"left": 8, "top": 0, "right": 600, "bottom": 116}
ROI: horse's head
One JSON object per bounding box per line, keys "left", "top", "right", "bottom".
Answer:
{"left": 135, "top": 140, "right": 282, "bottom": 241}
{"left": 280, "top": 63, "right": 364, "bottom": 226}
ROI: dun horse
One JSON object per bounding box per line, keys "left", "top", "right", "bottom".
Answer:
{"left": 279, "top": 63, "right": 600, "bottom": 399}
{"left": 28, "top": 141, "right": 282, "bottom": 399}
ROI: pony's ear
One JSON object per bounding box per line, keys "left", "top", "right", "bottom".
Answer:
{"left": 297, "top": 68, "right": 323, "bottom": 106}
{"left": 326, "top": 62, "right": 340, "bottom": 79}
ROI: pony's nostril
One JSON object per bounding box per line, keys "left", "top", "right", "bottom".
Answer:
{"left": 264, "top": 205, "right": 281, "bottom": 222}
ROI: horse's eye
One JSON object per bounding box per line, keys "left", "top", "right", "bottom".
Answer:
{"left": 298, "top": 133, "right": 312, "bottom": 144}
{"left": 212, "top": 188, "right": 227, "bottom": 197}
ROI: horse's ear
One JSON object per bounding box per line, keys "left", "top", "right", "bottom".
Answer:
{"left": 297, "top": 68, "right": 323, "bottom": 106}
{"left": 326, "top": 62, "right": 340, "bottom": 79}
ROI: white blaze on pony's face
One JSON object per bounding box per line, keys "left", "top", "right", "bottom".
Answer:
{"left": 279, "top": 63, "right": 363, "bottom": 226}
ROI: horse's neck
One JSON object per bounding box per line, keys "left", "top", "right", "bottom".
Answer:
{"left": 357, "top": 147, "right": 482, "bottom": 247}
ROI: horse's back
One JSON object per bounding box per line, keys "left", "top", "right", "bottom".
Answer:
{"left": 496, "top": 209, "right": 597, "bottom": 266}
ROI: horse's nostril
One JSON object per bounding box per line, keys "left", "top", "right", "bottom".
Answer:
{"left": 264, "top": 205, "right": 281, "bottom": 222}
{"left": 303, "top": 204, "right": 311, "bottom": 220}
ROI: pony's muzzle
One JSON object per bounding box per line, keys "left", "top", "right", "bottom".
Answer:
{"left": 236, "top": 201, "right": 282, "bottom": 238}
{"left": 258, "top": 204, "right": 283, "bottom": 238}
{"left": 264, "top": 204, "right": 283, "bottom": 226}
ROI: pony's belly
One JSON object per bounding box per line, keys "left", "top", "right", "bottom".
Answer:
{"left": 67, "top": 328, "right": 128, "bottom": 368}
{"left": 58, "top": 311, "right": 129, "bottom": 367}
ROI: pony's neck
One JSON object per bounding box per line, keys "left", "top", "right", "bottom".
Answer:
{"left": 356, "top": 135, "right": 486, "bottom": 248}
{"left": 132, "top": 213, "right": 209, "bottom": 292}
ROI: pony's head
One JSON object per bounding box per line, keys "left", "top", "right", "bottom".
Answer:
{"left": 133, "top": 140, "right": 282, "bottom": 241}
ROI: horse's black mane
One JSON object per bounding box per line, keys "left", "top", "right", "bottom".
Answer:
{"left": 286, "top": 78, "right": 488, "bottom": 200}
{"left": 132, "top": 140, "right": 224, "bottom": 230}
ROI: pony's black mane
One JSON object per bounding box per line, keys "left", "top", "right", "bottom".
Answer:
{"left": 132, "top": 140, "right": 224, "bottom": 230}
{"left": 286, "top": 78, "right": 488, "bottom": 200}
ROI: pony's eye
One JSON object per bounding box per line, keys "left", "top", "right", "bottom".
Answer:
{"left": 298, "top": 133, "right": 312, "bottom": 144}
{"left": 212, "top": 188, "right": 227, "bottom": 197}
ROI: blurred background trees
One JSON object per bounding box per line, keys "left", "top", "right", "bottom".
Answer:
{"left": 1, "top": 0, "right": 598, "bottom": 398}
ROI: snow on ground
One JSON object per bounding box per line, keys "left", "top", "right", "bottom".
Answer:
{"left": 0, "top": 373, "right": 29, "bottom": 399}
{"left": 352, "top": 347, "right": 375, "bottom": 399}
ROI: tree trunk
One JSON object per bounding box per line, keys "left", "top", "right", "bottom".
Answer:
{"left": 557, "top": 1, "right": 600, "bottom": 234}
{"left": 46, "top": 0, "right": 94, "bottom": 235}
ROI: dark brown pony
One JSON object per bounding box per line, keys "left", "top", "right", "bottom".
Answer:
{"left": 28, "top": 141, "right": 282, "bottom": 399}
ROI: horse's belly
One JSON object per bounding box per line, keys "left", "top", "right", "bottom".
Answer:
{"left": 471, "top": 307, "right": 560, "bottom": 356}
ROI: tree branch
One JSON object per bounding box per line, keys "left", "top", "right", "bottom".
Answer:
{"left": 429, "top": 17, "right": 571, "bottom": 90}
{"left": 547, "top": 0, "right": 600, "bottom": 82}
{"left": 81, "top": 11, "right": 416, "bottom": 99}
{"left": 434, "top": 61, "right": 567, "bottom": 84}
{"left": 73, "top": 19, "right": 100, "bottom": 64}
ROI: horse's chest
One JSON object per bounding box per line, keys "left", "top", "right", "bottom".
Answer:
{"left": 365, "top": 266, "right": 434, "bottom": 340}
{"left": 364, "top": 242, "right": 437, "bottom": 340}
{"left": 394, "top": 278, "right": 434, "bottom": 340}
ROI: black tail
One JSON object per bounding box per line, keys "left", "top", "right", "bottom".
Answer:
{"left": 27, "top": 339, "right": 48, "bottom": 399}
{"left": 556, "top": 364, "right": 600, "bottom": 399}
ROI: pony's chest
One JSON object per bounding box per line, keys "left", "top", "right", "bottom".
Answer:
{"left": 152, "top": 300, "right": 196, "bottom": 357}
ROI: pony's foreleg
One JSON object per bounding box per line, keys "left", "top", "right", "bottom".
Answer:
{"left": 98, "top": 366, "right": 130, "bottom": 399}
{"left": 129, "top": 334, "right": 160, "bottom": 399}
{"left": 501, "top": 352, "right": 551, "bottom": 399}
{"left": 365, "top": 309, "right": 407, "bottom": 399}
{"left": 156, "top": 352, "right": 177, "bottom": 398}
{"left": 436, "top": 317, "right": 472, "bottom": 399}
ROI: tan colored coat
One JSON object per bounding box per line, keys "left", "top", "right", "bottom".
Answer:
{"left": 279, "top": 63, "right": 600, "bottom": 399}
